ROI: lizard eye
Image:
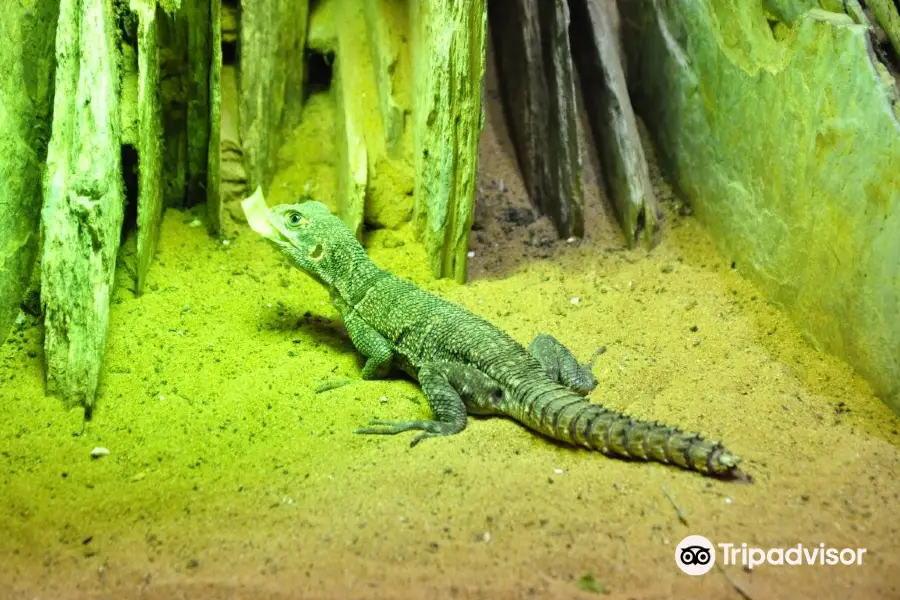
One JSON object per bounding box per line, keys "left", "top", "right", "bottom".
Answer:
{"left": 285, "top": 211, "right": 307, "bottom": 229}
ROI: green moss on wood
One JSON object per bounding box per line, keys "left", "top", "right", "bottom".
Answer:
{"left": 0, "top": 0, "right": 59, "bottom": 345}
{"left": 410, "top": 0, "right": 487, "bottom": 282}
{"left": 184, "top": 0, "right": 211, "bottom": 202}
{"left": 363, "top": 0, "right": 411, "bottom": 153}
{"left": 332, "top": 0, "right": 414, "bottom": 235}
{"left": 239, "top": 0, "right": 309, "bottom": 194}
{"left": 206, "top": 0, "right": 222, "bottom": 233}
{"left": 135, "top": 0, "right": 165, "bottom": 294}
{"left": 41, "top": 0, "right": 126, "bottom": 408}
{"left": 307, "top": 0, "right": 336, "bottom": 53}
{"left": 868, "top": 0, "right": 900, "bottom": 60}
{"left": 333, "top": 0, "right": 369, "bottom": 240}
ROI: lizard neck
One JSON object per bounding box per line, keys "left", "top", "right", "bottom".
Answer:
{"left": 326, "top": 245, "right": 387, "bottom": 307}
{"left": 338, "top": 259, "right": 388, "bottom": 307}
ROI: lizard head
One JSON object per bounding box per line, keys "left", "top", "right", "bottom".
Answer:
{"left": 242, "top": 187, "right": 364, "bottom": 288}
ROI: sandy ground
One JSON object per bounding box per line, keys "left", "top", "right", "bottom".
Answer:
{"left": 2, "top": 50, "right": 900, "bottom": 600}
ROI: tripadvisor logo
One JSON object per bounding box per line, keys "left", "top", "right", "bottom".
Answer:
{"left": 675, "top": 535, "right": 868, "bottom": 575}
{"left": 675, "top": 535, "right": 716, "bottom": 576}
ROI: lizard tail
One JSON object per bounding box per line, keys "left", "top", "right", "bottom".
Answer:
{"left": 514, "top": 386, "right": 744, "bottom": 478}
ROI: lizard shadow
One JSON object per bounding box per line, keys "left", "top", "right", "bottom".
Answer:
{"left": 256, "top": 306, "right": 421, "bottom": 385}
{"left": 257, "top": 306, "right": 356, "bottom": 356}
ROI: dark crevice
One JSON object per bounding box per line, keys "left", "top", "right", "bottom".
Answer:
{"left": 633, "top": 207, "right": 646, "bottom": 243}
{"left": 120, "top": 144, "right": 139, "bottom": 243}
{"left": 222, "top": 40, "right": 237, "bottom": 65}
{"left": 305, "top": 49, "right": 334, "bottom": 97}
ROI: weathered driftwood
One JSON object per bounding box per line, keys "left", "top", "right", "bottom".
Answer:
{"left": 154, "top": 2, "right": 211, "bottom": 210}
{"left": 569, "top": 0, "right": 660, "bottom": 247}
{"left": 0, "top": 1, "right": 58, "bottom": 345}
{"left": 411, "top": 0, "right": 487, "bottom": 282}
{"left": 239, "top": 0, "right": 309, "bottom": 194}
{"left": 218, "top": 1, "right": 246, "bottom": 218}
{"left": 184, "top": 0, "right": 211, "bottom": 204}
{"left": 206, "top": 0, "right": 223, "bottom": 233}
{"left": 332, "top": 0, "right": 415, "bottom": 232}
{"left": 219, "top": 65, "right": 248, "bottom": 214}
{"left": 363, "top": 0, "right": 409, "bottom": 154}
{"left": 41, "top": 0, "right": 124, "bottom": 408}
{"left": 488, "top": 0, "right": 584, "bottom": 239}
{"left": 135, "top": 0, "right": 165, "bottom": 294}
{"left": 867, "top": 0, "right": 900, "bottom": 60}
{"left": 334, "top": 0, "right": 370, "bottom": 239}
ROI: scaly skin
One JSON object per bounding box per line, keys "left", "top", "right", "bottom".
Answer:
{"left": 251, "top": 200, "right": 745, "bottom": 479}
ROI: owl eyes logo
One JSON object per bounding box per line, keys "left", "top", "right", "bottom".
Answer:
{"left": 680, "top": 545, "right": 712, "bottom": 565}
{"left": 675, "top": 535, "right": 716, "bottom": 575}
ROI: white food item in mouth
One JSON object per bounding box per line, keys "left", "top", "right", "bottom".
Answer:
{"left": 241, "top": 186, "right": 279, "bottom": 240}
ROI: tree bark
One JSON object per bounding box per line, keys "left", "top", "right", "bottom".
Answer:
{"left": 206, "top": 0, "right": 223, "bottom": 233}
{"left": 0, "top": 0, "right": 58, "bottom": 345}
{"left": 334, "top": 0, "right": 371, "bottom": 239}
{"left": 410, "top": 0, "right": 487, "bottom": 282}
{"left": 239, "top": 0, "right": 309, "bottom": 194}
{"left": 41, "top": 0, "right": 125, "bottom": 409}
{"left": 135, "top": 0, "right": 165, "bottom": 294}
{"left": 569, "top": 0, "right": 660, "bottom": 248}
{"left": 488, "top": 0, "right": 585, "bottom": 239}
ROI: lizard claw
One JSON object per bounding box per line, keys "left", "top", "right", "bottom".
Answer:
{"left": 409, "top": 431, "right": 444, "bottom": 447}
{"left": 354, "top": 419, "right": 461, "bottom": 444}
{"left": 354, "top": 419, "right": 422, "bottom": 436}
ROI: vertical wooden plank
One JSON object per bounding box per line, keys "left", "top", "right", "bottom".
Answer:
{"left": 0, "top": 0, "right": 58, "bottom": 344}
{"left": 569, "top": 0, "right": 660, "bottom": 247}
{"left": 239, "top": 0, "right": 309, "bottom": 194}
{"left": 362, "top": 0, "right": 410, "bottom": 154}
{"left": 135, "top": 0, "right": 165, "bottom": 294}
{"left": 207, "top": 0, "right": 223, "bottom": 233}
{"left": 410, "top": 0, "right": 487, "bottom": 282}
{"left": 41, "top": 0, "right": 125, "bottom": 409}
{"left": 185, "top": 0, "right": 211, "bottom": 202}
{"left": 488, "top": 0, "right": 584, "bottom": 239}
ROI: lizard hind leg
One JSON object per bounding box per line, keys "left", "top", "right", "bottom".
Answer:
{"left": 354, "top": 362, "right": 502, "bottom": 446}
{"left": 528, "top": 333, "right": 600, "bottom": 395}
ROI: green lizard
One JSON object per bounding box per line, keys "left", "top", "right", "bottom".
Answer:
{"left": 242, "top": 190, "right": 744, "bottom": 479}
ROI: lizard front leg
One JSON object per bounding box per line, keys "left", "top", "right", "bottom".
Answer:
{"left": 332, "top": 292, "right": 393, "bottom": 379}
{"left": 355, "top": 362, "right": 503, "bottom": 446}
{"left": 528, "top": 333, "right": 601, "bottom": 395}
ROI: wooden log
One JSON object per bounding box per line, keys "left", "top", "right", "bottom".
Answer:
{"left": 307, "top": 0, "right": 336, "bottom": 52}
{"left": 239, "top": 0, "right": 309, "bottom": 194}
{"left": 867, "top": 0, "right": 900, "bottom": 61}
{"left": 41, "top": 0, "right": 125, "bottom": 409}
{"left": 363, "top": 0, "right": 410, "bottom": 154}
{"left": 568, "top": 0, "right": 660, "bottom": 248}
{"left": 344, "top": 0, "right": 414, "bottom": 231}
{"left": 0, "top": 0, "right": 59, "bottom": 345}
{"left": 134, "top": 0, "right": 165, "bottom": 294}
{"left": 410, "top": 0, "right": 487, "bottom": 282}
{"left": 488, "top": 0, "right": 584, "bottom": 239}
{"left": 219, "top": 64, "right": 248, "bottom": 211}
{"left": 184, "top": 0, "right": 211, "bottom": 203}
{"left": 206, "top": 0, "right": 222, "bottom": 233}
{"left": 333, "top": 0, "right": 371, "bottom": 239}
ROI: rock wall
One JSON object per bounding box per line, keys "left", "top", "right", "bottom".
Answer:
{"left": 623, "top": 0, "right": 900, "bottom": 412}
